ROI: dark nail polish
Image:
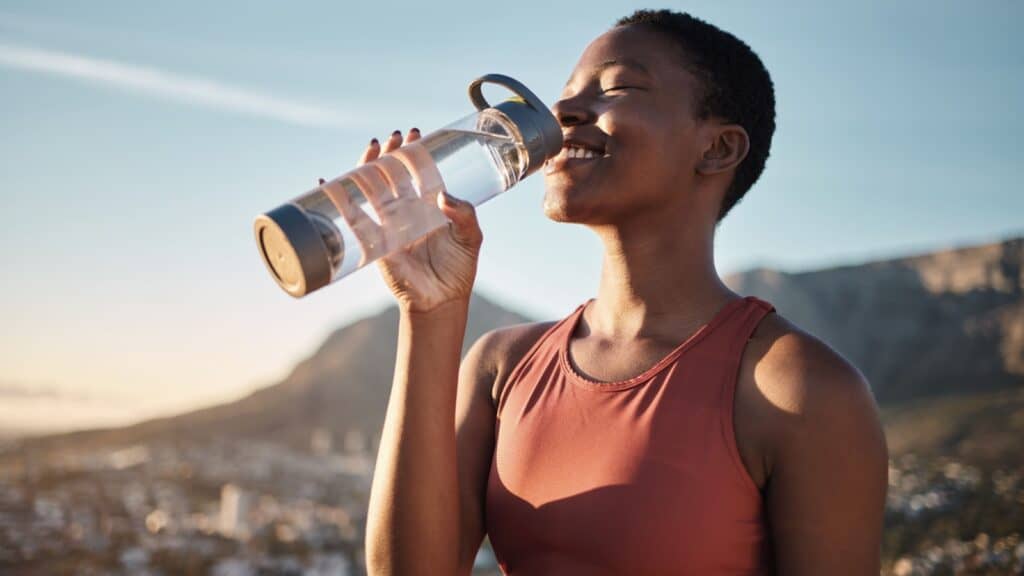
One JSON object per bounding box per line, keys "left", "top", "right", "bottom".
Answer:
{"left": 410, "top": 127, "right": 420, "bottom": 134}
{"left": 392, "top": 130, "right": 402, "bottom": 137}
{"left": 370, "top": 138, "right": 379, "bottom": 145}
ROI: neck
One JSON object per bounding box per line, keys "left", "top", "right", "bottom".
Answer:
{"left": 587, "top": 210, "right": 734, "bottom": 340}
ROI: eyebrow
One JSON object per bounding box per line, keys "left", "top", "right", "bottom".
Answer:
{"left": 596, "top": 58, "right": 650, "bottom": 74}
{"left": 564, "top": 58, "right": 652, "bottom": 89}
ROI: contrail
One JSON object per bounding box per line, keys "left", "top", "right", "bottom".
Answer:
{"left": 0, "top": 43, "right": 359, "bottom": 128}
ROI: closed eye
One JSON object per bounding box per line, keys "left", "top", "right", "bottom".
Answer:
{"left": 601, "top": 85, "right": 643, "bottom": 96}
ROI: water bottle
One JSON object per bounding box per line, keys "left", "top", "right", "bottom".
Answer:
{"left": 253, "top": 74, "right": 561, "bottom": 298}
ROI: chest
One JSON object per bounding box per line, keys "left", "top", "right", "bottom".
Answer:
{"left": 487, "top": 354, "right": 771, "bottom": 574}
{"left": 565, "top": 336, "right": 772, "bottom": 491}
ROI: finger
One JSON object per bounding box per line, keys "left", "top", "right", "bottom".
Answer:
{"left": 437, "top": 191, "right": 482, "bottom": 248}
{"left": 318, "top": 178, "right": 326, "bottom": 185}
{"left": 321, "top": 178, "right": 383, "bottom": 265}
{"left": 381, "top": 130, "right": 402, "bottom": 155}
{"left": 348, "top": 163, "right": 394, "bottom": 224}
{"left": 391, "top": 141, "right": 443, "bottom": 202}
{"left": 358, "top": 138, "right": 380, "bottom": 166}
{"left": 405, "top": 127, "right": 421, "bottom": 144}
{"left": 376, "top": 155, "right": 417, "bottom": 200}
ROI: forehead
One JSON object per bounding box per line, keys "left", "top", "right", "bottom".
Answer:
{"left": 566, "top": 24, "right": 694, "bottom": 87}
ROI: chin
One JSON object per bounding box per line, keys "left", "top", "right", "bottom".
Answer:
{"left": 542, "top": 185, "right": 606, "bottom": 224}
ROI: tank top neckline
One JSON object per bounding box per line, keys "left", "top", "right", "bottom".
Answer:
{"left": 558, "top": 296, "right": 752, "bottom": 392}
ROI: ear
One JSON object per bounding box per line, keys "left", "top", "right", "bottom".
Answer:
{"left": 696, "top": 123, "right": 750, "bottom": 176}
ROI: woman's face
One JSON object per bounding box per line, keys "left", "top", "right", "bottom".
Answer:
{"left": 543, "top": 24, "right": 708, "bottom": 226}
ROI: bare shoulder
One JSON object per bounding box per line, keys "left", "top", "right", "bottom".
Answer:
{"left": 738, "top": 310, "right": 886, "bottom": 475}
{"left": 463, "top": 320, "right": 560, "bottom": 405}
{"left": 738, "top": 312, "right": 889, "bottom": 573}
{"left": 746, "top": 312, "right": 874, "bottom": 413}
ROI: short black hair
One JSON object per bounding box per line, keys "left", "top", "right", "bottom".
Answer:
{"left": 615, "top": 10, "right": 776, "bottom": 221}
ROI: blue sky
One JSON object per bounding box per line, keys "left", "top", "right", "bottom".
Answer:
{"left": 1, "top": 0, "right": 1021, "bottom": 432}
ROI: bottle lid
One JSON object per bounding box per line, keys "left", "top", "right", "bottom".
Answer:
{"left": 468, "top": 74, "right": 562, "bottom": 177}
{"left": 254, "top": 203, "right": 333, "bottom": 297}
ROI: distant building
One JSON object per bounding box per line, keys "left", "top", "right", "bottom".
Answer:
{"left": 343, "top": 429, "right": 366, "bottom": 454}
{"left": 311, "top": 427, "right": 333, "bottom": 457}
{"left": 218, "top": 484, "right": 252, "bottom": 540}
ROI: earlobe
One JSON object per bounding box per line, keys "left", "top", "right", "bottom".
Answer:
{"left": 697, "top": 124, "right": 750, "bottom": 175}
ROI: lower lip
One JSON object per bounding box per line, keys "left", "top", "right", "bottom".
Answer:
{"left": 544, "top": 154, "right": 607, "bottom": 175}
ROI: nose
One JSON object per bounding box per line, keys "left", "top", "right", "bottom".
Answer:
{"left": 552, "top": 93, "right": 595, "bottom": 127}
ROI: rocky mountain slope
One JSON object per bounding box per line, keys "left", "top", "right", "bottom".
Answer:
{"left": 727, "top": 237, "right": 1023, "bottom": 404}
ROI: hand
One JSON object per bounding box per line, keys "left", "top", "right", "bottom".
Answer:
{"left": 321, "top": 129, "right": 483, "bottom": 313}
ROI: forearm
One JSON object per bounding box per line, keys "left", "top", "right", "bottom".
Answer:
{"left": 365, "top": 299, "right": 468, "bottom": 575}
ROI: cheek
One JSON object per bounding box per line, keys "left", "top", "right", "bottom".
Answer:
{"left": 609, "top": 121, "right": 686, "bottom": 187}
{"left": 608, "top": 106, "right": 675, "bottom": 157}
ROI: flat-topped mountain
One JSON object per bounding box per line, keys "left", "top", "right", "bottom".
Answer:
{"left": 727, "top": 237, "right": 1023, "bottom": 404}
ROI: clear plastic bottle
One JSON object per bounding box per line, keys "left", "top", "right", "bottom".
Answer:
{"left": 254, "top": 74, "right": 561, "bottom": 297}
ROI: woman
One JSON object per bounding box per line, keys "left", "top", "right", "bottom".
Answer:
{"left": 357, "top": 9, "right": 888, "bottom": 575}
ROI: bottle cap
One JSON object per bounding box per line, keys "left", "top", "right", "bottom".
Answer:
{"left": 468, "top": 74, "right": 562, "bottom": 177}
{"left": 254, "top": 203, "right": 333, "bottom": 297}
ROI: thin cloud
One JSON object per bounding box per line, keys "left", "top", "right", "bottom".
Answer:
{"left": 0, "top": 380, "right": 61, "bottom": 399}
{"left": 0, "top": 380, "right": 93, "bottom": 402}
{"left": 0, "top": 42, "right": 359, "bottom": 127}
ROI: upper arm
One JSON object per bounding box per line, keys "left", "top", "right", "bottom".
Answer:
{"left": 453, "top": 322, "right": 553, "bottom": 574}
{"left": 453, "top": 330, "right": 500, "bottom": 574}
{"left": 759, "top": 333, "right": 889, "bottom": 575}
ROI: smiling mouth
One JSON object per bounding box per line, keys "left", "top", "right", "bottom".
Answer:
{"left": 544, "top": 146, "right": 610, "bottom": 175}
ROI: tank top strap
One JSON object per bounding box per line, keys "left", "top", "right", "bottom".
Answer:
{"left": 707, "top": 295, "right": 775, "bottom": 375}
{"left": 495, "top": 302, "right": 587, "bottom": 417}
{"left": 724, "top": 296, "right": 776, "bottom": 356}
{"left": 715, "top": 296, "right": 776, "bottom": 494}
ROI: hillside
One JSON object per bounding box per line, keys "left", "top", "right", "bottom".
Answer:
{"left": 881, "top": 386, "right": 1024, "bottom": 467}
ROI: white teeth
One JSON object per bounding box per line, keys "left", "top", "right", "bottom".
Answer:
{"left": 565, "top": 146, "right": 600, "bottom": 159}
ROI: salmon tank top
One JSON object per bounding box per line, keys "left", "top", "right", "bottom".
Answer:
{"left": 485, "top": 296, "right": 777, "bottom": 575}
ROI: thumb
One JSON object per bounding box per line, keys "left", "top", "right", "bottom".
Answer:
{"left": 437, "top": 191, "right": 482, "bottom": 248}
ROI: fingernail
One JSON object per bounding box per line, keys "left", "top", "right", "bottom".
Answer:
{"left": 318, "top": 178, "right": 326, "bottom": 185}
{"left": 410, "top": 127, "right": 420, "bottom": 134}
{"left": 392, "top": 130, "right": 402, "bottom": 137}
{"left": 370, "top": 138, "right": 379, "bottom": 146}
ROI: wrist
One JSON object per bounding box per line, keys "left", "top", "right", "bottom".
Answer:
{"left": 398, "top": 297, "right": 471, "bottom": 320}
{"left": 396, "top": 298, "right": 470, "bottom": 370}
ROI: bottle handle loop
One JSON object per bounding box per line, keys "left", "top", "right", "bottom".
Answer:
{"left": 468, "top": 74, "right": 548, "bottom": 113}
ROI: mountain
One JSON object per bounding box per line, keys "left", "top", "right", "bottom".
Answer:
{"left": 17, "top": 236, "right": 1024, "bottom": 466}
{"left": 25, "top": 293, "right": 530, "bottom": 454}
{"left": 726, "top": 237, "right": 1024, "bottom": 404}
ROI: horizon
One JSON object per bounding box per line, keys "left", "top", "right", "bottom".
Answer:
{"left": 2, "top": 0, "right": 1022, "bottom": 434}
